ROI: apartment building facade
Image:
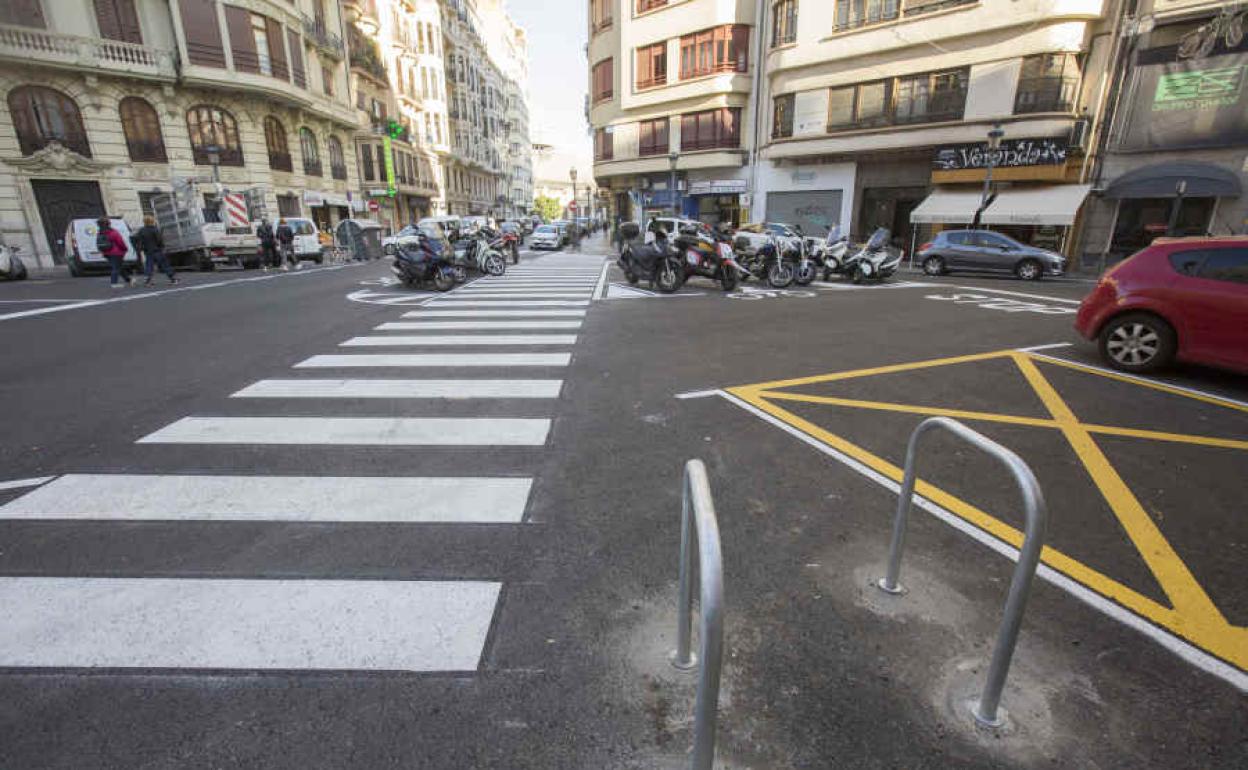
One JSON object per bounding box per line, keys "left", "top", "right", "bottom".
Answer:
{"left": 0, "top": 0, "right": 360, "bottom": 268}
{"left": 589, "top": 0, "right": 760, "bottom": 227}
{"left": 590, "top": 0, "right": 1141, "bottom": 263}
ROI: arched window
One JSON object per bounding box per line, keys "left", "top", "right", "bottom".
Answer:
{"left": 7, "top": 86, "right": 91, "bottom": 157}
{"left": 327, "top": 135, "right": 346, "bottom": 180}
{"left": 185, "top": 105, "right": 243, "bottom": 166}
{"left": 299, "top": 127, "right": 321, "bottom": 176}
{"left": 264, "top": 116, "right": 291, "bottom": 171}
{"left": 119, "top": 97, "right": 166, "bottom": 162}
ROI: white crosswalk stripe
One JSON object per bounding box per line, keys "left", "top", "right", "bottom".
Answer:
{"left": 340, "top": 334, "right": 578, "bottom": 346}
{"left": 0, "top": 257, "right": 608, "bottom": 675}
{"left": 232, "top": 378, "right": 564, "bottom": 399}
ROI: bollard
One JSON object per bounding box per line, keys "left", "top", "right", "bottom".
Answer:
{"left": 876, "top": 417, "right": 1048, "bottom": 728}
{"left": 671, "top": 459, "right": 724, "bottom": 770}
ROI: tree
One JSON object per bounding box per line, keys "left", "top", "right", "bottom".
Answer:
{"left": 532, "top": 195, "right": 562, "bottom": 222}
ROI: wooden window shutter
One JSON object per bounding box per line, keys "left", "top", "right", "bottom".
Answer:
{"left": 287, "top": 28, "right": 306, "bottom": 88}
{"left": 180, "top": 0, "right": 225, "bottom": 68}
{"left": 1, "top": 0, "right": 47, "bottom": 28}
{"left": 224, "top": 5, "right": 258, "bottom": 73}
{"left": 266, "top": 18, "right": 288, "bottom": 80}
{"left": 94, "top": 0, "right": 142, "bottom": 44}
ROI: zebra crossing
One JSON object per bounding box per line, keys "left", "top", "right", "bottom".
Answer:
{"left": 0, "top": 256, "right": 607, "bottom": 673}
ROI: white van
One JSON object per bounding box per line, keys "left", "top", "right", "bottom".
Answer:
{"left": 64, "top": 217, "right": 140, "bottom": 277}
{"left": 284, "top": 217, "right": 325, "bottom": 263}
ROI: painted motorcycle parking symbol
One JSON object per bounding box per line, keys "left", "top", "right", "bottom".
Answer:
{"left": 925, "top": 292, "right": 1077, "bottom": 315}
{"left": 726, "top": 287, "right": 818, "bottom": 300}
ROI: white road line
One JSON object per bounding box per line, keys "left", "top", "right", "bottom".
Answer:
{"left": 340, "top": 335, "right": 578, "bottom": 347}
{"left": 0, "top": 263, "right": 365, "bottom": 323}
{"left": 376, "top": 321, "right": 582, "bottom": 330}
{"left": 401, "top": 310, "right": 586, "bottom": 318}
{"left": 457, "top": 287, "right": 597, "bottom": 292}
{"left": 448, "top": 293, "right": 594, "bottom": 299}
{"left": 232, "top": 378, "right": 563, "bottom": 399}
{"left": 950, "top": 285, "right": 1084, "bottom": 304}
{"left": 0, "top": 577, "right": 500, "bottom": 671}
{"left": 137, "top": 416, "right": 551, "bottom": 446}
{"left": 1015, "top": 342, "right": 1074, "bottom": 353}
{"left": 716, "top": 390, "right": 1248, "bottom": 693}
{"left": 0, "top": 474, "right": 533, "bottom": 523}
{"left": 674, "top": 389, "right": 723, "bottom": 400}
{"left": 0, "top": 476, "right": 57, "bottom": 492}
{"left": 427, "top": 301, "right": 591, "bottom": 307}
{"left": 295, "top": 353, "right": 572, "bottom": 367}
{"left": 593, "top": 261, "right": 611, "bottom": 300}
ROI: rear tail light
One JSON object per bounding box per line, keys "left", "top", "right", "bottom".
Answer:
{"left": 919, "top": 242, "right": 933, "bottom": 252}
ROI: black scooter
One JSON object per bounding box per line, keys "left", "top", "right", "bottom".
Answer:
{"left": 393, "top": 231, "right": 456, "bottom": 291}
{"left": 616, "top": 222, "right": 683, "bottom": 293}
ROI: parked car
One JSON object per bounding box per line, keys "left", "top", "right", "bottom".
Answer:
{"left": 530, "top": 224, "right": 562, "bottom": 250}
{"left": 733, "top": 222, "right": 803, "bottom": 257}
{"left": 284, "top": 217, "right": 325, "bottom": 263}
{"left": 64, "top": 217, "right": 140, "bottom": 276}
{"left": 550, "top": 220, "right": 571, "bottom": 245}
{"left": 1075, "top": 237, "right": 1248, "bottom": 373}
{"left": 418, "top": 216, "right": 463, "bottom": 241}
{"left": 645, "top": 216, "right": 704, "bottom": 245}
{"left": 918, "top": 230, "right": 1065, "bottom": 280}
{"left": 461, "top": 215, "right": 490, "bottom": 234}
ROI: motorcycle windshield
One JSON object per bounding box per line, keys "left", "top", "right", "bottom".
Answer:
{"left": 826, "top": 225, "right": 845, "bottom": 243}
{"left": 866, "top": 228, "right": 890, "bottom": 251}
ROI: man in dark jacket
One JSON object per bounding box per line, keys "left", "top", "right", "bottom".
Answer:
{"left": 276, "top": 219, "right": 297, "bottom": 270}
{"left": 257, "top": 218, "right": 279, "bottom": 271}
{"left": 97, "top": 217, "right": 133, "bottom": 288}
{"left": 134, "top": 215, "right": 177, "bottom": 285}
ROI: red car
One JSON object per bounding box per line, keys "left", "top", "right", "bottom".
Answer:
{"left": 1075, "top": 238, "right": 1248, "bottom": 373}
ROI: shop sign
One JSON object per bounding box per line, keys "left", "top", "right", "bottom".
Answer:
{"left": 688, "top": 179, "right": 747, "bottom": 195}
{"left": 791, "top": 170, "right": 817, "bottom": 184}
{"left": 1118, "top": 52, "right": 1248, "bottom": 151}
{"left": 933, "top": 138, "right": 1068, "bottom": 170}
{"left": 382, "top": 135, "right": 397, "bottom": 195}
{"left": 368, "top": 188, "right": 390, "bottom": 197}
{"left": 302, "top": 191, "right": 324, "bottom": 206}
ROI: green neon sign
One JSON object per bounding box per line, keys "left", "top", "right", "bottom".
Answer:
{"left": 382, "top": 134, "right": 396, "bottom": 196}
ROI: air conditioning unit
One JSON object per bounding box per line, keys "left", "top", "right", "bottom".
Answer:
{"left": 1068, "top": 117, "right": 1091, "bottom": 151}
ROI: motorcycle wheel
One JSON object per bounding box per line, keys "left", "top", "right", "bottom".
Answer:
{"left": 452, "top": 265, "right": 468, "bottom": 283}
{"left": 767, "top": 262, "right": 794, "bottom": 289}
{"left": 511, "top": 244, "right": 520, "bottom": 264}
{"left": 655, "top": 259, "right": 682, "bottom": 294}
{"left": 795, "top": 261, "right": 816, "bottom": 286}
{"left": 484, "top": 253, "right": 506, "bottom": 276}
{"left": 433, "top": 268, "right": 455, "bottom": 292}
{"left": 719, "top": 265, "right": 738, "bottom": 292}
{"left": 624, "top": 268, "right": 639, "bottom": 285}
{"left": 851, "top": 266, "right": 865, "bottom": 285}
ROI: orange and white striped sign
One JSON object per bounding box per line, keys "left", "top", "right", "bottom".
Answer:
{"left": 223, "top": 193, "right": 248, "bottom": 227}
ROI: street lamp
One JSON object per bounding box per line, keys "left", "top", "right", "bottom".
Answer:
{"left": 569, "top": 167, "right": 579, "bottom": 246}
{"left": 669, "top": 151, "right": 679, "bottom": 218}
{"left": 973, "top": 124, "right": 1004, "bottom": 230}
{"left": 204, "top": 144, "right": 222, "bottom": 184}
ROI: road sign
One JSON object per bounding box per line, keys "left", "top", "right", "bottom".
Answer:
{"left": 223, "top": 193, "right": 248, "bottom": 227}
{"left": 368, "top": 200, "right": 380, "bottom": 212}
{"left": 568, "top": 201, "right": 578, "bottom": 211}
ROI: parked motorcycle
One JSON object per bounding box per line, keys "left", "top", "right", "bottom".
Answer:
{"left": 672, "top": 224, "right": 742, "bottom": 292}
{"left": 841, "top": 227, "right": 902, "bottom": 284}
{"left": 617, "top": 223, "right": 683, "bottom": 293}
{"left": 743, "top": 233, "right": 806, "bottom": 288}
{"left": 819, "top": 225, "right": 851, "bottom": 281}
{"left": 0, "top": 243, "right": 28, "bottom": 281}
{"left": 392, "top": 231, "right": 457, "bottom": 291}
{"left": 453, "top": 230, "right": 507, "bottom": 279}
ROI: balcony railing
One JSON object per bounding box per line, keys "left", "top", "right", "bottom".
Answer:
{"left": 638, "top": 0, "right": 668, "bottom": 12}
{"left": 303, "top": 160, "right": 323, "bottom": 177}
{"left": 636, "top": 73, "right": 666, "bottom": 90}
{"left": 127, "top": 139, "right": 168, "bottom": 163}
{"left": 331, "top": 163, "right": 348, "bottom": 181}
{"left": 268, "top": 151, "right": 293, "bottom": 172}
{"left": 0, "top": 23, "right": 176, "bottom": 80}
{"left": 303, "top": 15, "right": 344, "bottom": 58}
{"left": 1014, "top": 76, "right": 1079, "bottom": 114}
{"left": 833, "top": 0, "right": 976, "bottom": 32}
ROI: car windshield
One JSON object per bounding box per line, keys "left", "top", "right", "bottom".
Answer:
{"left": 536, "top": 225, "right": 556, "bottom": 234}
{"left": 501, "top": 222, "right": 519, "bottom": 233}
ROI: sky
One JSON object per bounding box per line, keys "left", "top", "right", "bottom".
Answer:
{"left": 505, "top": 0, "right": 593, "bottom": 185}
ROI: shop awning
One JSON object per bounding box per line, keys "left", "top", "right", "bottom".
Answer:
{"left": 908, "top": 189, "right": 985, "bottom": 224}
{"left": 980, "top": 184, "right": 1091, "bottom": 226}
{"left": 1104, "top": 162, "right": 1242, "bottom": 199}
{"left": 322, "top": 193, "right": 350, "bottom": 207}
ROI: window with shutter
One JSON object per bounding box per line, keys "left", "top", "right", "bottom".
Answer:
{"left": 287, "top": 29, "right": 306, "bottom": 88}
{"left": 120, "top": 96, "right": 167, "bottom": 162}
{"left": 329, "top": 136, "right": 347, "bottom": 180}
{"left": 300, "top": 128, "right": 322, "bottom": 176}
{"left": 638, "top": 117, "right": 669, "bottom": 156}
{"left": 264, "top": 116, "right": 292, "bottom": 171}
{"left": 224, "top": 5, "right": 259, "bottom": 74}
{"left": 266, "top": 18, "right": 288, "bottom": 80}
{"left": 94, "top": 0, "right": 142, "bottom": 44}
{"left": 186, "top": 105, "right": 244, "bottom": 166}
{"left": 636, "top": 42, "right": 666, "bottom": 90}
{"left": 180, "top": 0, "right": 225, "bottom": 68}
{"left": 0, "top": 0, "right": 46, "bottom": 28}
{"left": 680, "top": 26, "right": 748, "bottom": 79}
{"left": 8, "top": 86, "right": 92, "bottom": 157}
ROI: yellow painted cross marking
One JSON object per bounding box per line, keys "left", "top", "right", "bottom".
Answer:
{"left": 725, "top": 349, "right": 1248, "bottom": 672}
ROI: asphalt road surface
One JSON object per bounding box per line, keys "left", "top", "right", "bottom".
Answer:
{"left": 1, "top": 238, "right": 1244, "bottom": 769}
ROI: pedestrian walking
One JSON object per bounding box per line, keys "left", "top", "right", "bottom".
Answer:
{"left": 257, "top": 218, "right": 279, "bottom": 271}
{"left": 134, "top": 215, "right": 177, "bottom": 285}
{"left": 96, "top": 217, "right": 133, "bottom": 289}
{"left": 276, "top": 218, "right": 297, "bottom": 270}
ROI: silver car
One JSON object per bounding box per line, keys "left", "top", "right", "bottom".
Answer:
{"left": 530, "top": 224, "right": 562, "bottom": 250}
{"left": 917, "top": 230, "right": 1066, "bottom": 280}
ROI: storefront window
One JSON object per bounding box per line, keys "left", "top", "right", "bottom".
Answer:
{"left": 1111, "top": 197, "right": 1214, "bottom": 255}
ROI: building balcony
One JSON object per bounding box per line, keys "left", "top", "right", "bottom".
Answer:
{"left": 343, "top": 0, "right": 379, "bottom": 33}
{"left": 0, "top": 23, "right": 176, "bottom": 81}
{"left": 302, "top": 15, "right": 344, "bottom": 59}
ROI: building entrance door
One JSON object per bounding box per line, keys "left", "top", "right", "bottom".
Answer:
{"left": 30, "top": 179, "right": 105, "bottom": 264}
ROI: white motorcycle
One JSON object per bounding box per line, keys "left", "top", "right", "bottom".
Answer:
{"left": 0, "top": 243, "right": 28, "bottom": 281}
{"left": 841, "top": 228, "right": 902, "bottom": 284}
{"left": 817, "top": 226, "right": 851, "bottom": 281}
